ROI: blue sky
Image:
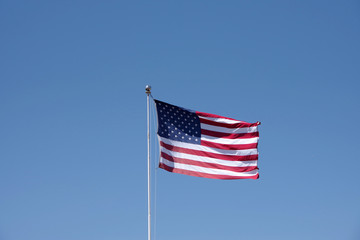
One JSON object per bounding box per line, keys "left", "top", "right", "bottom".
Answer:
{"left": 1, "top": 1, "right": 359, "bottom": 239}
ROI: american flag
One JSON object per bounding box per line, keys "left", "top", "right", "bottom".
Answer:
{"left": 155, "top": 99, "right": 260, "bottom": 180}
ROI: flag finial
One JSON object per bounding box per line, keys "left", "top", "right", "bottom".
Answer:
{"left": 145, "top": 85, "right": 151, "bottom": 94}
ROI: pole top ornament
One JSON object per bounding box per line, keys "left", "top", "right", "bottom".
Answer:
{"left": 145, "top": 85, "right": 151, "bottom": 94}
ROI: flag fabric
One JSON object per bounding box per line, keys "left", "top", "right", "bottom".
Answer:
{"left": 154, "top": 99, "right": 260, "bottom": 180}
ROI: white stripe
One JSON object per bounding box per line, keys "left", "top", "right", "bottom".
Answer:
{"left": 201, "top": 123, "right": 258, "bottom": 134}
{"left": 201, "top": 135, "right": 259, "bottom": 145}
{"left": 159, "top": 137, "right": 258, "bottom": 155}
{"left": 160, "top": 159, "right": 259, "bottom": 177}
{"left": 198, "top": 116, "right": 243, "bottom": 124}
{"left": 161, "top": 147, "right": 258, "bottom": 167}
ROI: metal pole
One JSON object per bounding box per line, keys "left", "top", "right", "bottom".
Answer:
{"left": 145, "top": 85, "right": 152, "bottom": 240}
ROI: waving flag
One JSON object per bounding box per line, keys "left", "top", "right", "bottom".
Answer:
{"left": 155, "top": 99, "right": 260, "bottom": 180}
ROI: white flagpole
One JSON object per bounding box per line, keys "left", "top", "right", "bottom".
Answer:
{"left": 145, "top": 85, "right": 152, "bottom": 240}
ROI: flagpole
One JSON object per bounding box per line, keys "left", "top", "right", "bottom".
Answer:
{"left": 145, "top": 85, "right": 152, "bottom": 240}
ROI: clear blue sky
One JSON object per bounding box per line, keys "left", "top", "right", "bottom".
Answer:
{"left": 1, "top": 1, "right": 359, "bottom": 239}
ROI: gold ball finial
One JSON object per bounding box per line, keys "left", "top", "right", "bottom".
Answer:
{"left": 145, "top": 85, "right": 151, "bottom": 94}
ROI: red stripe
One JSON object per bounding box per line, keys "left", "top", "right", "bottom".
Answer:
{"left": 159, "top": 163, "right": 259, "bottom": 180}
{"left": 201, "top": 129, "right": 259, "bottom": 139}
{"left": 196, "top": 111, "right": 241, "bottom": 121}
{"left": 161, "top": 152, "right": 258, "bottom": 172}
{"left": 199, "top": 117, "right": 258, "bottom": 129}
{"left": 201, "top": 140, "right": 258, "bottom": 151}
{"left": 160, "top": 141, "right": 258, "bottom": 161}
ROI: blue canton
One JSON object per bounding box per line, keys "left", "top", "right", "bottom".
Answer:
{"left": 155, "top": 100, "right": 201, "bottom": 144}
